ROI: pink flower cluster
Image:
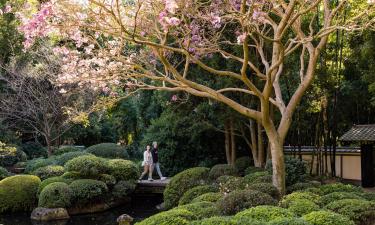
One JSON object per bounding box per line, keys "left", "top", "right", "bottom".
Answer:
{"left": 0, "top": 4, "right": 12, "bottom": 15}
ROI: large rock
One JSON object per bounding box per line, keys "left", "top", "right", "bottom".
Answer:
{"left": 117, "top": 214, "right": 133, "bottom": 225}
{"left": 31, "top": 207, "right": 69, "bottom": 221}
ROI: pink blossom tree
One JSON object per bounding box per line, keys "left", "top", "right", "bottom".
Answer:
{"left": 18, "top": 0, "right": 375, "bottom": 193}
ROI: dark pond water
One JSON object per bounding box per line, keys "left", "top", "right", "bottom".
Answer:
{"left": 0, "top": 194, "right": 163, "bottom": 225}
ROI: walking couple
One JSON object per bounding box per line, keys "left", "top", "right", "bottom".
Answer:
{"left": 139, "top": 141, "right": 166, "bottom": 181}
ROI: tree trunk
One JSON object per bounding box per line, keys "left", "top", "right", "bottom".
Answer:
{"left": 258, "top": 121, "right": 265, "bottom": 167}
{"left": 250, "top": 119, "right": 260, "bottom": 167}
{"left": 230, "top": 118, "right": 236, "bottom": 165}
{"left": 268, "top": 134, "right": 286, "bottom": 195}
{"left": 225, "top": 120, "right": 231, "bottom": 164}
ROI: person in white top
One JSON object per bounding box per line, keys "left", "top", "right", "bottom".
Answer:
{"left": 139, "top": 145, "right": 153, "bottom": 181}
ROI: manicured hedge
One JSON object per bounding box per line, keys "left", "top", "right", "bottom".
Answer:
{"left": 21, "top": 142, "right": 47, "bottom": 159}
{"left": 98, "top": 174, "right": 116, "bottom": 187}
{"left": 0, "top": 166, "right": 9, "bottom": 180}
{"left": 247, "top": 182, "right": 280, "bottom": 199}
{"left": 38, "top": 182, "right": 72, "bottom": 208}
{"left": 216, "top": 189, "right": 277, "bottom": 215}
{"left": 285, "top": 199, "right": 320, "bottom": 216}
{"left": 134, "top": 209, "right": 197, "bottom": 225}
{"left": 268, "top": 217, "right": 311, "bottom": 225}
{"left": 112, "top": 180, "right": 136, "bottom": 198}
{"left": 319, "top": 183, "right": 363, "bottom": 195}
{"left": 69, "top": 179, "right": 108, "bottom": 204}
{"left": 24, "top": 157, "right": 57, "bottom": 173}
{"left": 56, "top": 151, "right": 94, "bottom": 166}
{"left": 244, "top": 171, "right": 270, "bottom": 184}
{"left": 106, "top": 159, "right": 139, "bottom": 181}
{"left": 324, "top": 199, "right": 375, "bottom": 224}
{"left": 0, "top": 142, "right": 27, "bottom": 167}
{"left": 176, "top": 201, "right": 221, "bottom": 219}
{"left": 178, "top": 185, "right": 217, "bottom": 205}
{"left": 163, "top": 167, "right": 210, "bottom": 209}
{"left": 318, "top": 191, "right": 364, "bottom": 206}
{"left": 279, "top": 191, "right": 320, "bottom": 208}
{"left": 302, "top": 210, "right": 355, "bottom": 225}
{"left": 65, "top": 155, "right": 108, "bottom": 176}
{"left": 32, "top": 165, "right": 65, "bottom": 180}
{"left": 0, "top": 175, "right": 41, "bottom": 213}
{"left": 54, "top": 146, "right": 81, "bottom": 156}
{"left": 38, "top": 176, "right": 72, "bottom": 194}
{"left": 287, "top": 181, "right": 321, "bottom": 193}
{"left": 190, "top": 216, "right": 236, "bottom": 225}
{"left": 191, "top": 192, "right": 222, "bottom": 203}
{"left": 244, "top": 166, "right": 265, "bottom": 175}
{"left": 86, "top": 143, "right": 128, "bottom": 159}
{"left": 234, "top": 205, "right": 295, "bottom": 223}
{"left": 209, "top": 164, "right": 238, "bottom": 180}
{"left": 234, "top": 157, "right": 252, "bottom": 175}
{"left": 218, "top": 176, "right": 247, "bottom": 193}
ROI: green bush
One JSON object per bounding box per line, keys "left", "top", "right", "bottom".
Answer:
{"left": 230, "top": 217, "right": 267, "bottom": 225}
{"left": 54, "top": 146, "right": 81, "bottom": 156}
{"left": 190, "top": 216, "right": 238, "bottom": 225}
{"left": 319, "top": 183, "right": 363, "bottom": 195}
{"left": 248, "top": 183, "right": 280, "bottom": 199}
{"left": 324, "top": 199, "right": 375, "bottom": 224}
{"left": 164, "top": 167, "right": 210, "bottom": 209}
{"left": 359, "top": 192, "right": 375, "bottom": 201}
{"left": 0, "top": 142, "right": 27, "bottom": 167}
{"left": 244, "top": 171, "right": 270, "bottom": 184}
{"left": 0, "top": 175, "right": 41, "bottom": 213}
{"left": 216, "top": 189, "right": 277, "bottom": 215}
{"left": 191, "top": 192, "right": 223, "bottom": 203}
{"left": 65, "top": 155, "right": 108, "bottom": 176}
{"left": 86, "top": 143, "right": 128, "bottom": 159}
{"left": 38, "top": 176, "right": 72, "bottom": 194}
{"left": 176, "top": 201, "right": 220, "bottom": 219}
{"left": 38, "top": 182, "right": 72, "bottom": 208}
{"left": 98, "top": 174, "right": 116, "bottom": 187}
{"left": 268, "top": 217, "right": 311, "bottom": 225}
{"left": 234, "top": 205, "right": 295, "bottom": 222}
{"left": 218, "top": 176, "right": 247, "bottom": 193}
{"left": 61, "top": 171, "right": 85, "bottom": 180}
{"left": 69, "top": 179, "right": 108, "bottom": 204}
{"left": 279, "top": 191, "right": 321, "bottom": 208}
{"left": 134, "top": 209, "right": 197, "bottom": 225}
{"left": 285, "top": 199, "right": 320, "bottom": 216}
{"left": 234, "top": 157, "right": 252, "bottom": 175}
{"left": 106, "top": 159, "right": 139, "bottom": 181}
{"left": 209, "top": 164, "right": 238, "bottom": 180}
{"left": 244, "top": 166, "right": 265, "bottom": 175}
{"left": 21, "top": 142, "right": 47, "bottom": 159}
{"left": 112, "top": 180, "right": 136, "bottom": 198}
{"left": 178, "top": 185, "right": 218, "bottom": 205}
{"left": 56, "top": 151, "right": 94, "bottom": 166}
{"left": 0, "top": 166, "right": 9, "bottom": 180}
{"left": 32, "top": 165, "right": 65, "bottom": 180}
{"left": 266, "top": 157, "right": 307, "bottom": 186}
{"left": 287, "top": 181, "right": 321, "bottom": 193}
{"left": 302, "top": 210, "right": 354, "bottom": 225}
{"left": 24, "top": 157, "right": 57, "bottom": 173}
{"left": 318, "top": 192, "right": 364, "bottom": 206}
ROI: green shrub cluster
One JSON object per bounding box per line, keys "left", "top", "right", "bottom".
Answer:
{"left": 86, "top": 143, "right": 128, "bottom": 159}
{"left": 65, "top": 155, "right": 108, "bottom": 176}
{"left": 302, "top": 210, "right": 354, "bottom": 225}
{"left": 285, "top": 199, "right": 320, "bottom": 216}
{"left": 98, "top": 174, "right": 116, "bottom": 187}
{"left": 112, "top": 180, "right": 136, "bottom": 198}
{"left": 266, "top": 157, "right": 307, "bottom": 186}
{"left": 244, "top": 166, "right": 265, "bottom": 175}
{"left": 287, "top": 181, "right": 321, "bottom": 193}
{"left": 61, "top": 171, "right": 84, "bottom": 180}
{"left": 324, "top": 199, "right": 375, "bottom": 224}
{"left": 191, "top": 192, "right": 222, "bottom": 203}
{"left": 54, "top": 146, "right": 81, "bottom": 156}
{"left": 134, "top": 209, "right": 197, "bottom": 225}
{"left": 24, "top": 157, "right": 57, "bottom": 173}
{"left": 268, "top": 217, "right": 310, "bottom": 225}
{"left": 360, "top": 192, "right": 375, "bottom": 201}
{"left": 244, "top": 171, "right": 270, "bottom": 184}
{"left": 318, "top": 191, "right": 364, "bottom": 206}
{"left": 279, "top": 191, "right": 320, "bottom": 208}
{"left": 21, "top": 142, "right": 47, "bottom": 159}
{"left": 234, "top": 205, "right": 295, "bottom": 223}
{"left": 234, "top": 157, "right": 252, "bottom": 175}
{"left": 55, "top": 152, "right": 93, "bottom": 166}
{"left": 176, "top": 201, "right": 220, "bottom": 219}
{"left": 319, "top": 183, "right": 363, "bottom": 195}
{"left": 0, "top": 175, "right": 41, "bottom": 213}
{"left": 247, "top": 183, "right": 280, "bottom": 199}
{"left": 190, "top": 216, "right": 236, "bottom": 225}
{"left": 38, "top": 182, "right": 72, "bottom": 208}
{"left": 218, "top": 176, "right": 247, "bottom": 193}
{"left": 178, "top": 185, "right": 218, "bottom": 205}
{"left": 32, "top": 165, "right": 65, "bottom": 180}
{"left": 38, "top": 176, "right": 72, "bottom": 194}
{"left": 216, "top": 189, "right": 277, "bottom": 215}
{"left": 163, "top": 167, "right": 209, "bottom": 209}
{"left": 69, "top": 179, "right": 108, "bottom": 204}
{"left": 0, "top": 166, "right": 9, "bottom": 180}
{"left": 106, "top": 159, "right": 139, "bottom": 181}
{"left": 0, "top": 142, "right": 27, "bottom": 167}
{"left": 209, "top": 164, "right": 238, "bottom": 180}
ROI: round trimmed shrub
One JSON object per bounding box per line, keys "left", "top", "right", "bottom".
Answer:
{"left": 230, "top": 217, "right": 267, "bottom": 225}
{"left": 0, "top": 142, "right": 26, "bottom": 167}
{"left": 69, "top": 179, "right": 108, "bottom": 204}
{"left": 234, "top": 157, "right": 252, "bottom": 175}
{"left": 209, "top": 164, "right": 238, "bottom": 180}
{"left": 112, "top": 180, "right": 136, "bottom": 198}
{"left": 216, "top": 189, "right": 277, "bottom": 215}
{"left": 191, "top": 192, "right": 223, "bottom": 203}
{"left": 106, "top": 159, "right": 139, "bottom": 181}
{"left": 176, "top": 201, "right": 220, "bottom": 219}
{"left": 179, "top": 185, "right": 218, "bottom": 205}
{"left": 248, "top": 182, "right": 280, "bottom": 199}
{"left": 98, "top": 174, "right": 116, "bottom": 187}
{"left": 65, "top": 155, "right": 108, "bottom": 176}
{"left": 359, "top": 192, "right": 375, "bottom": 201}
{"left": 302, "top": 210, "right": 354, "bottom": 225}
{"left": 268, "top": 217, "right": 311, "bottom": 225}
{"left": 54, "top": 146, "right": 81, "bottom": 156}
{"left": 38, "top": 176, "right": 72, "bottom": 194}
{"left": 324, "top": 199, "right": 375, "bottom": 224}
{"left": 134, "top": 209, "right": 197, "bottom": 225}
{"left": 244, "top": 166, "right": 265, "bottom": 175}
{"left": 0, "top": 166, "right": 9, "bottom": 180}
{"left": 287, "top": 181, "right": 321, "bottom": 193}
{"left": 266, "top": 157, "right": 308, "bottom": 186}
{"left": 244, "top": 171, "right": 270, "bottom": 184}
{"left": 286, "top": 199, "right": 320, "bottom": 216}
{"left": 21, "top": 142, "right": 47, "bottom": 159}
{"left": 56, "top": 151, "right": 94, "bottom": 166}
{"left": 279, "top": 191, "right": 320, "bottom": 207}
{"left": 164, "top": 167, "right": 210, "bottom": 209}
{"left": 234, "top": 205, "right": 295, "bottom": 222}
{"left": 319, "top": 183, "right": 363, "bottom": 195}
{"left": 86, "top": 143, "right": 128, "bottom": 159}
{"left": 218, "top": 176, "right": 247, "bottom": 193}
{"left": 61, "top": 171, "right": 84, "bottom": 180}
{"left": 32, "top": 165, "right": 65, "bottom": 180}
{"left": 318, "top": 192, "right": 364, "bottom": 206}
{"left": 38, "top": 182, "right": 72, "bottom": 208}
{"left": 190, "top": 216, "right": 235, "bottom": 225}
{"left": 24, "top": 157, "right": 57, "bottom": 173}
{"left": 0, "top": 175, "right": 41, "bottom": 213}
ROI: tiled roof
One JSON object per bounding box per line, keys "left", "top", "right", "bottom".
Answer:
{"left": 284, "top": 146, "right": 361, "bottom": 153}
{"left": 340, "top": 125, "right": 375, "bottom": 142}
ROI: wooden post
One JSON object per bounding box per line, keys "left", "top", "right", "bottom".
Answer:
{"left": 361, "top": 144, "right": 375, "bottom": 188}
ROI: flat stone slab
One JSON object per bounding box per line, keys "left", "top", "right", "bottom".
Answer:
{"left": 31, "top": 207, "right": 69, "bottom": 221}
{"left": 137, "top": 178, "right": 170, "bottom": 187}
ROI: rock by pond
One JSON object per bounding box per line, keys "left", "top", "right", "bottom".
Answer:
{"left": 30, "top": 208, "right": 69, "bottom": 221}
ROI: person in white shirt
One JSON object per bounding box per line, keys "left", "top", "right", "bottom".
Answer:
{"left": 139, "top": 145, "right": 153, "bottom": 181}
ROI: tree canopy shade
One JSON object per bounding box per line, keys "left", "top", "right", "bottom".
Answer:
{"left": 16, "top": 0, "right": 375, "bottom": 194}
